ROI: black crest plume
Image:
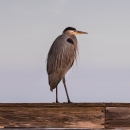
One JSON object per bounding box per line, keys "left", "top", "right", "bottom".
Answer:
{"left": 63, "top": 27, "right": 76, "bottom": 33}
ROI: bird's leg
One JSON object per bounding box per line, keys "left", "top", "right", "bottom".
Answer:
{"left": 56, "top": 86, "right": 59, "bottom": 103}
{"left": 62, "top": 77, "right": 72, "bottom": 103}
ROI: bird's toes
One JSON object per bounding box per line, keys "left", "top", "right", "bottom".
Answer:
{"left": 68, "top": 101, "right": 72, "bottom": 103}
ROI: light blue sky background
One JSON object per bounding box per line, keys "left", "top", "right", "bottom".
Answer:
{"left": 0, "top": 0, "right": 130, "bottom": 103}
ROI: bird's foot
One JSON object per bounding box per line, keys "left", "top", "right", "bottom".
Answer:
{"left": 53, "top": 100, "right": 59, "bottom": 103}
{"left": 68, "top": 100, "right": 72, "bottom": 103}
{"left": 63, "top": 101, "right": 72, "bottom": 103}
{"left": 56, "top": 100, "right": 59, "bottom": 103}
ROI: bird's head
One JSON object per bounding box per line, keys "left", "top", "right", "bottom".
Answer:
{"left": 63, "top": 27, "right": 88, "bottom": 35}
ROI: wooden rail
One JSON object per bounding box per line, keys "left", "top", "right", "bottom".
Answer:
{"left": 0, "top": 103, "right": 130, "bottom": 129}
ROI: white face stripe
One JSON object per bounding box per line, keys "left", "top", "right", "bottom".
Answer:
{"left": 70, "top": 30, "right": 74, "bottom": 33}
{"left": 69, "top": 30, "right": 76, "bottom": 34}
{"left": 64, "top": 30, "right": 77, "bottom": 35}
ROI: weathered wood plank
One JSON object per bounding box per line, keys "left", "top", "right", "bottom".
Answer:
{"left": 3, "top": 128, "right": 102, "bottom": 130}
{"left": 2, "top": 128, "right": 130, "bottom": 130}
{"left": 105, "top": 107, "right": 130, "bottom": 128}
{"left": 0, "top": 104, "right": 104, "bottom": 128}
{"left": 1, "top": 103, "right": 130, "bottom": 128}
{"left": 0, "top": 103, "right": 130, "bottom": 107}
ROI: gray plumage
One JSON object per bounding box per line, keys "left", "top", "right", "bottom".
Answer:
{"left": 46, "top": 27, "right": 88, "bottom": 103}
{"left": 47, "top": 33, "right": 77, "bottom": 91}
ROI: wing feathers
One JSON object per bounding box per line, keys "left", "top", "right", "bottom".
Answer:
{"left": 47, "top": 35, "right": 77, "bottom": 90}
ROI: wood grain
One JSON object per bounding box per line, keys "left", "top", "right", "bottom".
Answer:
{"left": 1, "top": 103, "right": 130, "bottom": 128}
{"left": 0, "top": 103, "right": 104, "bottom": 128}
{"left": 105, "top": 107, "right": 130, "bottom": 128}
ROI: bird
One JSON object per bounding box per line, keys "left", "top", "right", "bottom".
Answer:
{"left": 46, "top": 27, "right": 88, "bottom": 103}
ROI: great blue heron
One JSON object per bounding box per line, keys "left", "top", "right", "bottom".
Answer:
{"left": 47, "top": 27, "right": 88, "bottom": 103}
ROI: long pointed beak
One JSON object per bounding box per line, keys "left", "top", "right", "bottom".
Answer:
{"left": 76, "top": 31, "right": 88, "bottom": 34}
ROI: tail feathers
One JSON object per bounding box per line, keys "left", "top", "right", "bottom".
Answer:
{"left": 50, "top": 88, "right": 53, "bottom": 92}
{"left": 49, "top": 73, "right": 61, "bottom": 91}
